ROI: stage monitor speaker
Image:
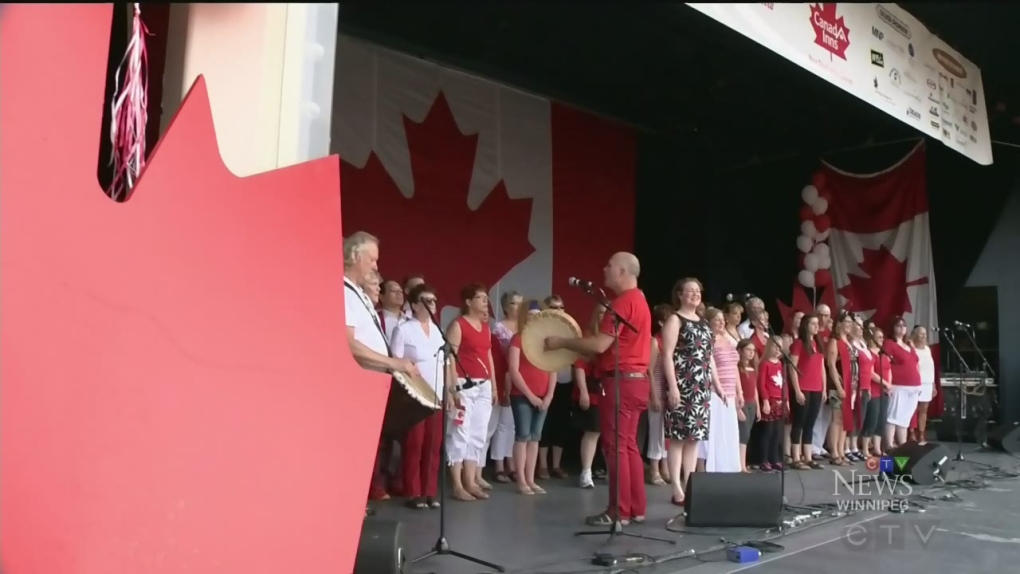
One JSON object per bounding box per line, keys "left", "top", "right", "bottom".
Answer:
{"left": 987, "top": 422, "right": 1020, "bottom": 456}
{"left": 886, "top": 442, "right": 950, "bottom": 486}
{"left": 354, "top": 518, "right": 408, "bottom": 574}
{"left": 685, "top": 472, "right": 782, "bottom": 528}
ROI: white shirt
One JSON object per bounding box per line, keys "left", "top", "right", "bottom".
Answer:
{"left": 916, "top": 345, "right": 936, "bottom": 385}
{"left": 391, "top": 319, "right": 446, "bottom": 395}
{"left": 556, "top": 367, "right": 573, "bottom": 385}
{"left": 344, "top": 276, "right": 389, "bottom": 369}
{"left": 380, "top": 309, "right": 407, "bottom": 342}
{"left": 737, "top": 320, "right": 754, "bottom": 340}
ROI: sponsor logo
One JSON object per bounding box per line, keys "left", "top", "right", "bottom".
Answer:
{"left": 966, "top": 88, "right": 979, "bottom": 106}
{"left": 762, "top": 3, "right": 775, "bottom": 9}
{"left": 908, "top": 43, "right": 915, "bottom": 57}
{"left": 906, "top": 108, "right": 921, "bottom": 120}
{"left": 942, "top": 101, "right": 950, "bottom": 112}
{"left": 933, "top": 48, "right": 967, "bottom": 79}
{"left": 927, "top": 79, "right": 937, "bottom": 90}
{"left": 872, "top": 26, "right": 884, "bottom": 41}
{"left": 810, "top": 3, "right": 850, "bottom": 60}
{"left": 871, "top": 50, "right": 885, "bottom": 67}
{"left": 971, "top": 120, "right": 978, "bottom": 132}
{"left": 876, "top": 5, "right": 911, "bottom": 39}
{"left": 943, "top": 128, "right": 951, "bottom": 137}
{"left": 969, "top": 105, "right": 977, "bottom": 114}
{"left": 970, "top": 134, "right": 977, "bottom": 143}
{"left": 889, "top": 68, "right": 901, "bottom": 87}
{"left": 929, "top": 106, "right": 939, "bottom": 117}
{"left": 931, "top": 120, "right": 940, "bottom": 129}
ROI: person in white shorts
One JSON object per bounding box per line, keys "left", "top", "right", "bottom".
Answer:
{"left": 911, "top": 326, "right": 937, "bottom": 444}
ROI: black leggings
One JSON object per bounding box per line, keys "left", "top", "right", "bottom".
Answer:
{"left": 790, "top": 390, "right": 824, "bottom": 445}
{"left": 861, "top": 392, "right": 888, "bottom": 437}
{"left": 759, "top": 420, "right": 784, "bottom": 465}
{"left": 540, "top": 384, "right": 575, "bottom": 448}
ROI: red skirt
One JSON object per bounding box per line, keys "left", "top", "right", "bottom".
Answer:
{"left": 761, "top": 395, "right": 787, "bottom": 422}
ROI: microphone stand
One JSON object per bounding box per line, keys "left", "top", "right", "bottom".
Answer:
{"left": 939, "top": 328, "right": 992, "bottom": 468}
{"left": 573, "top": 284, "right": 674, "bottom": 548}
{"left": 412, "top": 311, "right": 505, "bottom": 573}
{"left": 960, "top": 325, "right": 996, "bottom": 379}
{"left": 762, "top": 320, "right": 806, "bottom": 519}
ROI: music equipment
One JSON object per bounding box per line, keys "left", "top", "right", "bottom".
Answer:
{"left": 885, "top": 442, "right": 950, "bottom": 486}
{"left": 355, "top": 518, "right": 408, "bottom": 574}
{"left": 383, "top": 371, "right": 441, "bottom": 439}
{"left": 987, "top": 422, "right": 1020, "bottom": 456}
{"left": 935, "top": 374, "right": 995, "bottom": 443}
{"left": 684, "top": 472, "right": 783, "bottom": 528}
{"left": 521, "top": 309, "right": 582, "bottom": 373}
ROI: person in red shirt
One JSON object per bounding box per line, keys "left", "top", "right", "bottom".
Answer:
{"left": 756, "top": 337, "right": 787, "bottom": 470}
{"left": 882, "top": 316, "right": 922, "bottom": 448}
{"left": 736, "top": 339, "right": 760, "bottom": 472}
{"left": 866, "top": 327, "right": 893, "bottom": 455}
{"left": 788, "top": 314, "right": 826, "bottom": 470}
{"left": 508, "top": 300, "right": 557, "bottom": 495}
{"left": 574, "top": 306, "right": 606, "bottom": 489}
{"left": 545, "top": 252, "right": 651, "bottom": 526}
{"left": 816, "top": 304, "right": 833, "bottom": 342}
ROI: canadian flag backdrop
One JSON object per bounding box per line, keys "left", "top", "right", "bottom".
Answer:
{"left": 331, "top": 35, "right": 636, "bottom": 323}
{"left": 822, "top": 143, "right": 943, "bottom": 415}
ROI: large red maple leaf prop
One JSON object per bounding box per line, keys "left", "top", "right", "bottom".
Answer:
{"left": 1, "top": 5, "right": 384, "bottom": 574}
{"left": 776, "top": 283, "right": 815, "bottom": 334}
{"left": 340, "top": 93, "right": 535, "bottom": 308}
{"left": 837, "top": 245, "right": 929, "bottom": 329}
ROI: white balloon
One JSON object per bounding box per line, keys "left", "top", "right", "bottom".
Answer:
{"left": 800, "top": 220, "right": 817, "bottom": 238}
{"left": 812, "top": 197, "right": 829, "bottom": 215}
{"left": 804, "top": 253, "right": 820, "bottom": 272}
{"left": 802, "top": 185, "right": 819, "bottom": 205}
{"left": 796, "top": 235, "right": 813, "bottom": 253}
{"left": 818, "top": 254, "right": 832, "bottom": 270}
{"left": 798, "top": 269, "right": 816, "bottom": 288}
{"left": 812, "top": 243, "right": 830, "bottom": 259}
{"left": 816, "top": 228, "right": 831, "bottom": 242}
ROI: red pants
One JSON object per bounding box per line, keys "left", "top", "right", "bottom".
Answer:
{"left": 599, "top": 374, "right": 649, "bottom": 520}
{"left": 402, "top": 412, "right": 443, "bottom": 498}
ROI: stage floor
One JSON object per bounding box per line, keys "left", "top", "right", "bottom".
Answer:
{"left": 370, "top": 445, "right": 1020, "bottom": 574}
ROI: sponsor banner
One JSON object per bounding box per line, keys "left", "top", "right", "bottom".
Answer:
{"left": 687, "top": 3, "right": 992, "bottom": 165}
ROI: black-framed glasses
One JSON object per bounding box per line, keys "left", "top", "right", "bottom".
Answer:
{"left": 419, "top": 297, "right": 437, "bottom": 305}
{"left": 549, "top": 305, "right": 564, "bottom": 310}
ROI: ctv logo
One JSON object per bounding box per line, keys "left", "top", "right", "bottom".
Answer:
{"left": 835, "top": 456, "right": 913, "bottom": 512}
{"left": 880, "top": 455, "right": 909, "bottom": 474}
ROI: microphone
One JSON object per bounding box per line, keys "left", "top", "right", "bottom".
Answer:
{"left": 568, "top": 277, "right": 595, "bottom": 290}
{"left": 952, "top": 320, "right": 972, "bottom": 329}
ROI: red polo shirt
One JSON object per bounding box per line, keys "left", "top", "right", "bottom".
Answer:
{"left": 596, "top": 288, "right": 651, "bottom": 375}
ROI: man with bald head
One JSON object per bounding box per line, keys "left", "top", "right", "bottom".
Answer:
{"left": 545, "top": 252, "right": 651, "bottom": 526}
{"left": 816, "top": 304, "right": 833, "bottom": 341}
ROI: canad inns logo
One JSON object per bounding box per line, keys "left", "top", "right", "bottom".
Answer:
{"left": 810, "top": 3, "right": 850, "bottom": 60}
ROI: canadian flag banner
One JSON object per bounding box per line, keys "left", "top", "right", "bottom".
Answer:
{"left": 820, "top": 142, "right": 943, "bottom": 415}
{"left": 331, "top": 35, "right": 636, "bottom": 323}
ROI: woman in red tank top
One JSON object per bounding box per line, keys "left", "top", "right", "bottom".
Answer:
{"left": 866, "top": 328, "right": 893, "bottom": 456}
{"left": 445, "top": 282, "right": 497, "bottom": 502}
{"left": 882, "top": 317, "right": 922, "bottom": 448}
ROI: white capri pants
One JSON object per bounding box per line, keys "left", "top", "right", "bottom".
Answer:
{"left": 486, "top": 405, "right": 515, "bottom": 461}
{"left": 646, "top": 409, "right": 667, "bottom": 460}
{"left": 446, "top": 380, "right": 493, "bottom": 465}
{"left": 887, "top": 385, "right": 921, "bottom": 428}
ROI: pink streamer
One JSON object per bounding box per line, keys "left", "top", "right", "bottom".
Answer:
{"left": 107, "top": 3, "right": 149, "bottom": 200}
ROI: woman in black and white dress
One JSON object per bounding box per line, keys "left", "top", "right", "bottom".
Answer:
{"left": 660, "top": 278, "right": 725, "bottom": 505}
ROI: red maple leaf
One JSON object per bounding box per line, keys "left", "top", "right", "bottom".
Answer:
{"left": 1, "top": 6, "right": 380, "bottom": 574}
{"left": 776, "top": 283, "right": 815, "bottom": 334}
{"left": 810, "top": 3, "right": 850, "bottom": 61}
{"left": 837, "top": 245, "right": 928, "bottom": 329}
{"left": 340, "top": 93, "right": 534, "bottom": 309}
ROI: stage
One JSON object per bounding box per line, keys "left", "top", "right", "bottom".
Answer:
{"left": 369, "top": 446, "right": 1020, "bottom": 574}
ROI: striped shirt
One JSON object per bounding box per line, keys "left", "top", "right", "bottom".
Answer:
{"left": 713, "top": 339, "right": 741, "bottom": 398}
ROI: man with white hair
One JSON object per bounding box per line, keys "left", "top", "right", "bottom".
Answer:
{"left": 342, "top": 231, "right": 418, "bottom": 511}
{"left": 738, "top": 297, "right": 765, "bottom": 339}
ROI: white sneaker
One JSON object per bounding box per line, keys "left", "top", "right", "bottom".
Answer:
{"left": 579, "top": 470, "right": 594, "bottom": 489}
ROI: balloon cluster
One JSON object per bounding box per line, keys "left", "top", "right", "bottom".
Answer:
{"left": 796, "top": 171, "right": 833, "bottom": 290}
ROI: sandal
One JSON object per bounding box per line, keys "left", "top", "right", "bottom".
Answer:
{"left": 405, "top": 497, "right": 428, "bottom": 509}
{"left": 808, "top": 461, "right": 825, "bottom": 469}
{"left": 531, "top": 484, "right": 547, "bottom": 494}
{"left": 671, "top": 495, "right": 685, "bottom": 506}
{"left": 518, "top": 485, "right": 535, "bottom": 495}
{"left": 791, "top": 461, "right": 811, "bottom": 470}
{"left": 494, "top": 472, "right": 511, "bottom": 484}
{"left": 551, "top": 468, "right": 568, "bottom": 479}
{"left": 427, "top": 498, "right": 441, "bottom": 509}
{"left": 649, "top": 474, "right": 667, "bottom": 486}
{"left": 631, "top": 515, "right": 646, "bottom": 524}
{"left": 585, "top": 512, "right": 627, "bottom": 527}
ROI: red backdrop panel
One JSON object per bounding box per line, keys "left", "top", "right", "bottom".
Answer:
{"left": 551, "top": 103, "right": 637, "bottom": 322}
{"left": 0, "top": 5, "right": 384, "bottom": 574}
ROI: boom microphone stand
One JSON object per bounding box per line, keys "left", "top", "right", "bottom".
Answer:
{"left": 939, "top": 327, "right": 992, "bottom": 468}
{"left": 574, "top": 283, "right": 674, "bottom": 549}
{"left": 761, "top": 317, "right": 803, "bottom": 517}
{"left": 412, "top": 310, "right": 505, "bottom": 573}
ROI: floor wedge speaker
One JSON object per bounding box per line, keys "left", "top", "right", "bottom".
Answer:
{"left": 886, "top": 442, "right": 950, "bottom": 486}
{"left": 354, "top": 518, "right": 408, "bottom": 574}
{"left": 685, "top": 472, "right": 783, "bottom": 528}
{"left": 988, "top": 422, "right": 1020, "bottom": 456}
